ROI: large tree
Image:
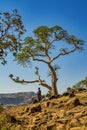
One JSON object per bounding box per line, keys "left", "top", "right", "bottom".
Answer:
{"left": 0, "top": 9, "right": 25, "bottom": 65}
{"left": 9, "top": 25, "right": 84, "bottom": 96}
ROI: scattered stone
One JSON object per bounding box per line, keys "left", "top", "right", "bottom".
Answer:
{"left": 49, "top": 102, "right": 57, "bottom": 108}
{"left": 39, "top": 121, "right": 47, "bottom": 126}
{"left": 46, "top": 124, "right": 56, "bottom": 130}
{"left": 57, "top": 119, "right": 68, "bottom": 124}
{"left": 63, "top": 92, "right": 69, "bottom": 96}
{"left": 78, "top": 88, "right": 86, "bottom": 92}
{"left": 33, "top": 117, "right": 41, "bottom": 124}
{"left": 25, "top": 107, "right": 29, "bottom": 112}
{"left": 45, "top": 101, "right": 57, "bottom": 108}
{"left": 10, "top": 116, "right": 17, "bottom": 123}
{"left": 58, "top": 102, "right": 64, "bottom": 108}
{"left": 45, "top": 101, "right": 51, "bottom": 107}
{"left": 56, "top": 124, "right": 65, "bottom": 130}
{"left": 69, "top": 92, "right": 75, "bottom": 97}
{"left": 69, "top": 118, "right": 81, "bottom": 127}
{"left": 70, "top": 126, "right": 87, "bottom": 130}
{"left": 30, "top": 104, "right": 41, "bottom": 113}
{"left": 74, "top": 98, "right": 82, "bottom": 106}
{"left": 30, "top": 125, "right": 38, "bottom": 130}
{"left": 49, "top": 94, "right": 61, "bottom": 100}
{"left": 65, "top": 98, "right": 82, "bottom": 109}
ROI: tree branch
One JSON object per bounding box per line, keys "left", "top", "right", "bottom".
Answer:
{"left": 9, "top": 74, "right": 52, "bottom": 90}
{"left": 40, "top": 82, "right": 52, "bottom": 91}
{"left": 35, "top": 54, "right": 46, "bottom": 57}
{"left": 10, "top": 77, "right": 40, "bottom": 85}
{"left": 33, "top": 57, "right": 48, "bottom": 64}
{"left": 50, "top": 46, "right": 77, "bottom": 63}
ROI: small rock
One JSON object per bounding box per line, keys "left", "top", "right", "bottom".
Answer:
{"left": 56, "top": 124, "right": 65, "bottom": 130}
{"left": 10, "top": 116, "right": 17, "bottom": 123}
{"left": 70, "top": 126, "right": 87, "bottom": 130}
{"left": 58, "top": 103, "right": 64, "bottom": 108}
{"left": 30, "top": 125, "right": 38, "bottom": 130}
{"left": 57, "top": 119, "right": 68, "bottom": 124}
{"left": 45, "top": 101, "right": 57, "bottom": 108}
{"left": 69, "top": 92, "right": 75, "bottom": 97}
{"left": 69, "top": 118, "right": 81, "bottom": 127}
{"left": 25, "top": 107, "right": 29, "bottom": 112}
{"left": 45, "top": 101, "right": 51, "bottom": 107}
{"left": 65, "top": 98, "right": 81, "bottom": 109}
{"left": 46, "top": 124, "right": 56, "bottom": 130}
{"left": 30, "top": 104, "right": 41, "bottom": 113}
{"left": 74, "top": 98, "right": 81, "bottom": 107}
{"left": 63, "top": 92, "right": 69, "bottom": 96}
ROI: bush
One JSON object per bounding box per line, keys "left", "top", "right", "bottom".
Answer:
{"left": 0, "top": 104, "right": 4, "bottom": 113}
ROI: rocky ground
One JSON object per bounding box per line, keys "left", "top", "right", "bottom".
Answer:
{"left": 0, "top": 90, "right": 87, "bottom": 130}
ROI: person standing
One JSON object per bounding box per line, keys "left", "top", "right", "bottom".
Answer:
{"left": 37, "top": 88, "right": 41, "bottom": 101}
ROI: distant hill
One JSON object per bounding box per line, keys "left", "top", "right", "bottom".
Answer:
{"left": 0, "top": 92, "right": 36, "bottom": 106}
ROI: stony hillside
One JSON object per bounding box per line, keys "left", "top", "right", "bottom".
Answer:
{"left": 0, "top": 90, "right": 87, "bottom": 130}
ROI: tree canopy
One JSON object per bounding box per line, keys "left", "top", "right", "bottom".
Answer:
{"left": 0, "top": 9, "right": 25, "bottom": 65}
{"left": 9, "top": 25, "right": 84, "bottom": 96}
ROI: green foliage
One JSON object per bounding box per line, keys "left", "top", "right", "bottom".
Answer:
{"left": 0, "top": 104, "right": 4, "bottom": 113}
{"left": 15, "top": 25, "right": 84, "bottom": 66}
{"left": 0, "top": 126, "right": 11, "bottom": 130}
{"left": 0, "top": 9, "right": 26, "bottom": 65}
{"left": 72, "top": 77, "right": 87, "bottom": 91}
{"left": 0, "top": 113, "right": 12, "bottom": 130}
{"left": 1, "top": 114, "right": 11, "bottom": 124}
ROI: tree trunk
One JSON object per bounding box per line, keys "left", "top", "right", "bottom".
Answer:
{"left": 52, "top": 80, "right": 58, "bottom": 96}
{"left": 48, "top": 64, "right": 58, "bottom": 96}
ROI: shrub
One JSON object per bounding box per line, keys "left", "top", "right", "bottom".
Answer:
{"left": 0, "top": 104, "right": 4, "bottom": 113}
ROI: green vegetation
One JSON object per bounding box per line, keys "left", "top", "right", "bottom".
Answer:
{"left": 0, "top": 126, "right": 11, "bottom": 130}
{"left": 66, "top": 77, "right": 87, "bottom": 93}
{"left": 0, "top": 104, "right": 4, "bottom": 113}
{"left": 0, "top": 114, "right": 11, "bottom": 130}
{"left": 0, "top": 113, "right": 18, "bottom": 130}
{"left": 72, "top": 77, "right": 87, "bottom": 91}
{"left": 0, "top": 9, "right": 25, "bottom": 65}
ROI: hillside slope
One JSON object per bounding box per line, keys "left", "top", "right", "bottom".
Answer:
{"left": 0, "top": 90, "right": 87, "bottom": 130}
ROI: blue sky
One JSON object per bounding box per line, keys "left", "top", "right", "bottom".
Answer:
{"left": 0, "top": 0, "right": 87, "bottom": 94}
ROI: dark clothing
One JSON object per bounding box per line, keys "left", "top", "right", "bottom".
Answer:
{"left": 37, "top": 88, "right": 41, "bottom": 101}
